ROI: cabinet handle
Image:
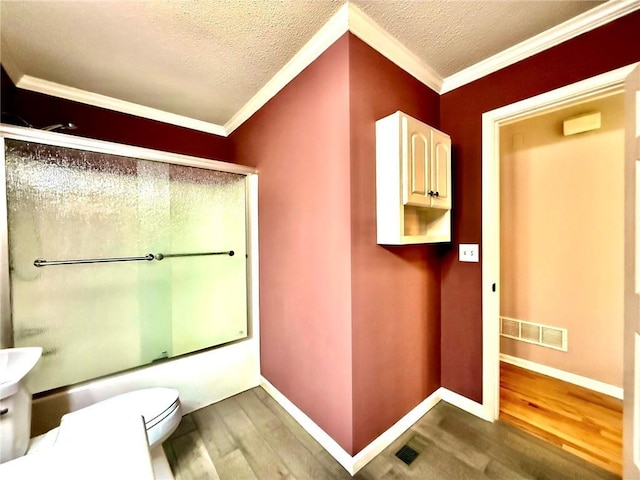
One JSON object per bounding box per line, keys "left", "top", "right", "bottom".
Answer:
{"left": 434, "top": 191, "right": 439, "bottom": 197}
{"left": 428, "top": 190, "right": 434, "bottom": 196}
{"left": 0, "top": 408, "right": 8, "bottom": 416}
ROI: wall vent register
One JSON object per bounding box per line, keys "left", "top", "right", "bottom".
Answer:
{"left": 500, "top": 316, "right": 568, "bottom": 351}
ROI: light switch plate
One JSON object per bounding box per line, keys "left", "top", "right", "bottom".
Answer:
{"left": 459, "top": 244, "right": 479, "bottom": 262}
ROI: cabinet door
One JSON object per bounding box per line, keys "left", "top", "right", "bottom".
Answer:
{"left": 430, "top": 128, "right": 451, "bottom": 210}
{"left": 402, "top": 115, "right": 432, "bottom": 207}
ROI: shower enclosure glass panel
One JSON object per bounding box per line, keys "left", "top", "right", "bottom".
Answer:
{"left": 4, "top": 139, "right": 248, "bottom": 393}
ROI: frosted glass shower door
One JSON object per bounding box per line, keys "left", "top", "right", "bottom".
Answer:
{"left": 4, "top": 139, "right": 248, "bottom": 393}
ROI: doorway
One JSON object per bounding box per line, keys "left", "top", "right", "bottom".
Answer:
{"left": 481, "top": 65, "right": 637, "bottom": 473}
{"left": 497, "top": 93, "right": 624, "bottom": 475}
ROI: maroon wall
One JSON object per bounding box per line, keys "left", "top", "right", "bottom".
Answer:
{"left": 231, "top": 34, "right": 443, "bottom": 454}
{"left": 347, "top": 34, "right": 441, "bottom": 453}
{"left": 232, "top": 36, "right": 355, "bottom": 451}
{"left": 440, "top": 11, "right": 640, "bottom": 401}
{"left": 1, "top": 67, "right": 232, "bottom": 161}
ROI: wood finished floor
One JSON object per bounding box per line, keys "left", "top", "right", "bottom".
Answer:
{"left": 499, "top": 362, "right": 623, "bottom": 477}
{"left": 163, "top": 386, "right": 619, "bottom": 480}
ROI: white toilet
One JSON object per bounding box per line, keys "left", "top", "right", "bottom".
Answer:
{"left": 29, "top": 387, "right": 182, "bottom": 479}
{"left": 1, "top": 348, "right": 182, "bottom": 479}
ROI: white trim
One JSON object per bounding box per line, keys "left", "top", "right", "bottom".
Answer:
{"left": 482, "top": 63, "right": 637, "bottom": 424}
{"left": 259, "top": 376, "right": 355, "bottom": 474}
{"left": 347, "top": 4, "right": 442, "bottom": 93}
{"left": 351, "top": 388, "right": 442, "bottom": 473}
{"left": 224, "top": 4, "right": 350, "bottom": 134}
{"left": 260, "top": 376, "right": 444, "bottom": 475}
{"left": 439, "top": 387, "right": 492, "bottom": 421}
{"left": 247, "top": 174, "right": 260, "bottom": 364}
{"left": 634, "top": 333, "right": 640, "bottom": 469}
{"left": 13, "top": 75, "right": 228, "bottom": 137}
{"left": 501, "top": 354, "right": 623, "bottom": 400}
{"left": 441, "top": 0, "right": 640, "bottom": 93}
{"left": 0, "top": 124, "right": 255, "bottom": 175}
{"left": 3, "top": 2, "right": 636, "bottom": 135}
{"left": 259, "top": 379, "right": 491, "bottom": 474}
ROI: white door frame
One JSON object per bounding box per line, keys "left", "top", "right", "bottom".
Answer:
{"left": 481, "top": 63, "right": 639, "bottom": 421}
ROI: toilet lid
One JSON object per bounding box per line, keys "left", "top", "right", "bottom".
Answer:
{"left": 70, "top": 387, "right": 180, "bottom": 427}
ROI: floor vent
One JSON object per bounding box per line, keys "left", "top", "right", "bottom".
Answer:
{"left": 395, "top": 445, "right": 419, "bottom": 465}
{"left": 500, "top": 316, "right": 568, "bottom": 351}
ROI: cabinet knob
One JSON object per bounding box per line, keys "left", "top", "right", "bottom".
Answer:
{"left": 434, "top": 191, "right": 439, "bottom": 197}
{"left": 428, "top": 190, "right": 434, "bottom": 196}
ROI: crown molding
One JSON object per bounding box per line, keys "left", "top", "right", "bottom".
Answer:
{"left": 3, "top": 0, "right": 637, "bottom": 137}
{"left": 224, "top": 2, "right": 443, "bottom": 135}
{"left": 441, "top": 0, "right": 640, "bottom": 94}
{"left": 347, "top": 3, "right": 443, "bottom": 93}
{"left": 10, "top": 73, "right": 228, "bottom": 137}
{"left": 224, "top": 3, "right": 350, "bottom": 134}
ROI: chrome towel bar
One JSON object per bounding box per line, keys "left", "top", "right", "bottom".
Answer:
{"left": 155, "top": 251, "right": 234, "bottom": 260}
{"left": 33, "top": 250, "right": 234, "bottom": 267}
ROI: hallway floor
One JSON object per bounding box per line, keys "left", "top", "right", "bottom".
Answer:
{"left": 500, "top": 361, "right": 623, "bottom": 476}
{"left": 164, "top": 386, "right": 619, "bottom": 479}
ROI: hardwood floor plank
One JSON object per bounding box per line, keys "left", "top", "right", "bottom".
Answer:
{"left": 261, "top": 392, "right": 326, "bottom": 455}
{"left": 170, "top": 414, "right": 198, "bottom": 439}
{"left": 392, "top": 432, "right": 489, "bottom": 480}
{"left": 433, "top": 404, "right": 606, "bottom": 480}
{"left": 170, "top": 430, "right": 220, "bottom": 480}
{"left": 314, "top": 449, "right": 353, "bottom": 480}
{"left": 483, "top": 458, "right": 533, "bottom": 480}
{"left": 192, "top": 404, "right": 237, "bottom": 460}
{"left": 213, "top": 395, "right": 243, "bottom": 417}
{"left": 353, "top": 451, "right": 395, "bottom": 480}
{"left": 214, "top": 449, "right": 259, "bottom": 480}
{"left": 163, "top": 441, "right": 185, "bottom": 480}
{"left": 500, "top": 390, "right": 620, "bottom": 457}
{"left": 234, "top": 429, "right": 294, "bottom": 480}
{"left": 499, "top": 362, "right": 622, "bottom": 477}
{"left": 220, "top": 408, "right": 261, "bottom": 440}
{"left": 262, "top": 424, "right": 339, "bottom": 480}
{"left": 235, "top": 389, "right": 282, "bottom": 433}
{"left": 494, "top": 420, "right": 619, "bottom": 479}
{"left": 413, "top": 416, "right": 492, "bottom": 471}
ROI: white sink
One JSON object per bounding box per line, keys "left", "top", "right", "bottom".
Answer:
{"left": 0, "top": 347, "right": 42, "bottom": 400}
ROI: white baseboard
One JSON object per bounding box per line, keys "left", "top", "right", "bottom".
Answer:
{"left": 259, "top": 377, "right": 488, "bottom": 474}
{"left": 351, "top": 388, "right": 441, "bottom": 473}
{"left": 500, "top": 353, "right": 624, "bottom": 400}
{"left": 259, "top": 377, "right": 355, "bottom": 474}
{"left": 439, "top": 387, "right": 492, "bottom": 421}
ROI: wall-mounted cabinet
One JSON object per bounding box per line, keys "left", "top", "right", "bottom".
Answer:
{"left": 376, "top": 111, "right": 451, "bottom": 244}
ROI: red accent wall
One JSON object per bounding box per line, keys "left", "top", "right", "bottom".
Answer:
{"left": 1, "top": 67, "right": 232, "bottom": 161}
{"left": 440, "top": 10, "right": 640, "bottom": 401}
{"left": 232, "top": 36, "right": 355, "bottom": 451}
{"left": 232, "top": 34, "right": 441, "bottom": 454}
{"left": 348, "top": 35, "right": 441, "bottom": 453}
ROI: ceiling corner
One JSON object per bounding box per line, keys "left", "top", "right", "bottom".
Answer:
{"left": 347, "top": 2, "right": 444, "bottom": 94}
{"left": 225, "top": 3, "right": 351, "bottom": 135}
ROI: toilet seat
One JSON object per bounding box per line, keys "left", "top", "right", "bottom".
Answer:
{"left": 78, "top": 388, "right": 180, "bottom": 429}
{"left": 53, "top": 388, "right": 181, "bottom": 448}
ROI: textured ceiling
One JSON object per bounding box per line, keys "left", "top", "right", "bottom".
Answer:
{"left": 352, "top": 0, "right": 604, "bottom": 76}
{"left": 0, "top": 1, "right": 607, "bottom": 130}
